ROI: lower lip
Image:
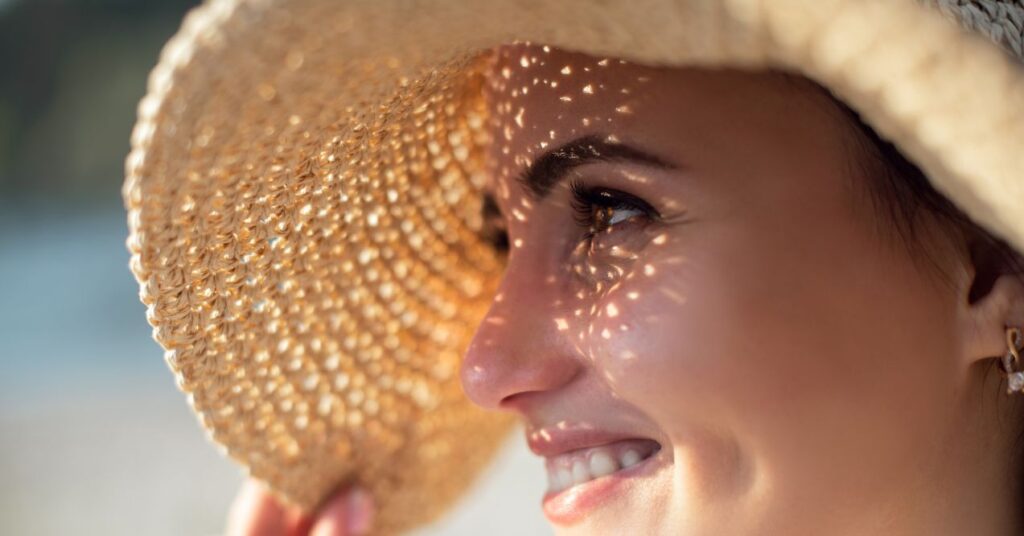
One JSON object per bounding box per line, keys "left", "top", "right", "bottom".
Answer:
{"left": 541, "top": 447, "right": 667, "bottom": 525}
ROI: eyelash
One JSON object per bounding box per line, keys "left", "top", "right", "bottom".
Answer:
{"left": 481, "top": 180, "right": 660, "bottom": 253}
{"left": 568, "top": 179, "right": 659, "bottom": 238}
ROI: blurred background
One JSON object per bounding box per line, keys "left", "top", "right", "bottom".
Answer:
{"left": 0, "top": 1, "right": 549, "bottom": 534}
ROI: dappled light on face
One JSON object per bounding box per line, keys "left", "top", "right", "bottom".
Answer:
{"left": 660, "top": 287, "right": 689, "bottom": 306}
{"left": 485, "top": 42, "right": 646, "bottom": 204}
{"left": 621, "top": 168, "right": 651, "bottom": 185}
{"left": 559, "top": 222, "right": 690, "bottom": 391}
{"left": 464, "top": 41, "right": 699, "bottom": 414}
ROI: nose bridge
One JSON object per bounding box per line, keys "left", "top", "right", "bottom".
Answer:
{"left": 460, "top": 250, "right": 580, "bottom": 411}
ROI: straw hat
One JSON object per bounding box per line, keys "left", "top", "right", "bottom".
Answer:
{"left": 124, "top": 0, "right": 1024, "bottom": 532}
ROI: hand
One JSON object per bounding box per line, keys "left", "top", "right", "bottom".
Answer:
{"left": 225, "top": 478, "right": 374, "bottom": 536}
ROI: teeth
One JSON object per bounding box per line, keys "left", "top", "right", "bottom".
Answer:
{"left": 554, "top": 467, "right": 573, "bottom": 492}
{"left": 589, "top": 450, "right": 617, "bottom": 478}
{"left": 571, "top": 460, "right": 590, "bottom": 485}
{"left": 545, "top": 439, "right": 659, "bottom": 494}
{"left": 620, "top": 449, "right": 642, "bottom": 468}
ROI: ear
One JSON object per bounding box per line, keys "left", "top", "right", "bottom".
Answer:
{"left": 959, "top": 240, "right": 1024, "bottom": 367}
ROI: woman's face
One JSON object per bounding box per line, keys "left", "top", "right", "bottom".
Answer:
{"left": 459, "top": 44, "right": 1000, "bottom": 534}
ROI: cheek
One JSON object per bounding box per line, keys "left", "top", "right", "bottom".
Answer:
{"left": 568, "top": 229, "right": 753, "bottom": 430}
{"left": 577, "top": 246, "right": 750, "bottom": 427}
{"left": 576, "top": 218, "right": 959, "bottom": 450}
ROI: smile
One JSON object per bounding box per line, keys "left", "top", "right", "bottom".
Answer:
{"left": 544, "top": 438, "right": 661, "bottom": 494}
{"left": 527, "top": 426, "right": 665, "bottom": 525}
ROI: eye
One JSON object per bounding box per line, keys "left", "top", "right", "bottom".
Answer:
{"left": 481, "top": 193, "right": 510, "bottom": 252}
{"left": 569, "top": 179, "right": 659, "bottom": 237}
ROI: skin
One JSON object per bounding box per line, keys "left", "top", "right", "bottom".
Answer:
{"left": 227, "top": 44, "right": 1024, "bottom": 535}
{"left": 225, "top": 480, "right": 373, "bottom": 536}
{"left": 458, "top": 44, "right": 1024, "bottom": 535}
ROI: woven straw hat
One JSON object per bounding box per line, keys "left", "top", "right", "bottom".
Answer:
{"left": 124, "top": 0, "right": 1024, "bottom": 532}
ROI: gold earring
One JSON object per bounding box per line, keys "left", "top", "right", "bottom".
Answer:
{"left": 1002, "top": 326, "right": 1024, "bottom": 394}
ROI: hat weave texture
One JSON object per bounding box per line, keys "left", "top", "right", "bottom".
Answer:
{"left": 125, "top": 0, "right": 1024, "bottom": 533}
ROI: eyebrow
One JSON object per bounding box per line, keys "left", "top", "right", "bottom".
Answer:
{"left": 515, "top": 134, "right": 678, "bottom": 200}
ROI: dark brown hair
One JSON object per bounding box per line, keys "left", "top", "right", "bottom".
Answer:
{"left": 781, "top": 71, "right": 1024, "bottom": 304}
{"left": 813, "top": 79, "right": 1024, "bottom": 524}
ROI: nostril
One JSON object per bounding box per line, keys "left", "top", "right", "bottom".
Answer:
{"left": 460, "top": 344, "right": 584, "bottom": 412}
{"left": 498, "top": 390, "right": 548, "bottom": 413}
{"left": 497, "top": 362, "right": 583, "bottom": 413}
{"left": 499, "top": 390, "right": 529, "bottom": 409}
{"left": 459, "top": 269, "right": 585, "bottom": 410}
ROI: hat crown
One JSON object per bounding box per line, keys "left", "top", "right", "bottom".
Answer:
{"left": 923, "top": 0, "right": 1024, "bottom": 61}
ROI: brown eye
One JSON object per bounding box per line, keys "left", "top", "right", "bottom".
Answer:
{"left": 569, "top": 180, "right": 657, "bottom": 238}
{"left": 592, "top": 204, "right": 645, "bottom": 233}
{"left": 481, "top": 193, "right": 509, "bottom": 252}
{"left": 488, "top": 227, "right": 510, "bottom": 252}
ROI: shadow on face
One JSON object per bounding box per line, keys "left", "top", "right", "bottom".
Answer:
{"left": 459, "top": 42, "right": 972, "bottom": 535}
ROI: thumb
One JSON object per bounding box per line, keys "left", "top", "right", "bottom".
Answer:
{"left": 225, "top": 479, "right": 308, "bottom": 536}
{"left": 309, "top": 488, "right": 375, "bottom": 536}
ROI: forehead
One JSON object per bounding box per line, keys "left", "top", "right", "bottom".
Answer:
{"left": 482, "top": 43, "right": 845, "bottom": 189}
{"left": 485, "top": 43, "right": 659, "bottom": 178}
{"left": 487, "top": 44, "right": 648, "bottom": 137}
{"left": 479, "top": 43, "right": 858, "bottom": 225}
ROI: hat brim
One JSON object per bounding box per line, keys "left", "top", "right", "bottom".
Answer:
{"left": 124, "top": 0, "right": 1024, "bottom": 531}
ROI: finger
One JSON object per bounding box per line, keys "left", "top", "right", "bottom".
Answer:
{"left": 309, "top": 488, "right": 374, "bottom": 536}
{"left": 226, "top": 479, "right": 306, "bottom": 536}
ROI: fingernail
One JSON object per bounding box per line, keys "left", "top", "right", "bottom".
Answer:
{"left": 345, "top": 488, "right": 374, "bottom": 535}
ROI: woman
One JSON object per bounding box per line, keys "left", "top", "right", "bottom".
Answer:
{"left": 123, "top": 1, "right": 1024, "bottom": 535}
{"left": 225, "top": 41, "right": 1024, "bottom": 534}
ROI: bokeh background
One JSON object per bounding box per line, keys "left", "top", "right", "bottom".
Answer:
{"left": 0, "top": 1, "right": 549, "bottom": 534}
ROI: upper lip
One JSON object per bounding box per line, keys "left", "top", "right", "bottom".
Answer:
{"left": 525, "top": 423, "right": 658, "bottom": 458}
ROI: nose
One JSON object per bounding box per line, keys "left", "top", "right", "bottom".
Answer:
{"left": 460, "top": 258, "right": 582, "bottom": 411}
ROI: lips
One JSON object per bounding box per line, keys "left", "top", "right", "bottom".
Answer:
{"left": 543, "top": 437, "right": 661, "bottom": 493}
{"left": 526, "top": 424, "right": 665, "bottom": 524}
